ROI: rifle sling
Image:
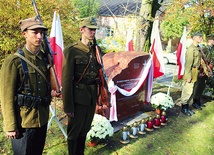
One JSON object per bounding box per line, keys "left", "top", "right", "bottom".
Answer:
{"left": 15, "top": 53, "right": 48, "bottom": 83}
{"left": 76, "top": 53, "right": 92, "bottom": 85}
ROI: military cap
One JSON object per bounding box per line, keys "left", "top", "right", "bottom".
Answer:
{"left": 79, "top": 17, "right": 98, "bottom": 29}
{"left": 19, "top": 17, "right": 48, "bottom": 32}
{"left": 191, "top": 31, "right": 202, "bottom": 38}
{"left": 207, "top": 34, "right": 214, "bottom": 40}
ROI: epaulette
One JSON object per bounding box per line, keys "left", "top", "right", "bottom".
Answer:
{"left": 11, "top": 53, "right": 21, "bottom": 60}
{"left": 67, "top": 42, "right": 78, "bottom": 48}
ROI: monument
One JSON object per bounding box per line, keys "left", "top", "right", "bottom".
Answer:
{"left": 103, "top": 51, "right": 151, "bottom": 121}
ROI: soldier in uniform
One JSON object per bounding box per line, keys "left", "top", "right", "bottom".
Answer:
{"left": 180, "top": 32, "right": 203, "bottom": 116}
{"left": 192, "top": 34, "right": 214, "bottom": 107}
{"left": 204, "top": 34, "right": 214, "bottom": 63}
{"left": 0, "top": 17, "right": 59, "bottom": 154}
{"left": 62, "top": 17, "right": 102, "bottom": 155}
{"left": 205, "top": 34, "right": 214, "bottom": 89}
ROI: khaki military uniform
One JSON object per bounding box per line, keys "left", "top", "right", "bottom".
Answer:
{"left": 62, "top": 40, "right": 101, "bottom": 153}
{"left": 0, "top": 46, "right": 50, "bottom": 132}
{"left": 181, "top": 44, "right": 202, "bottom": 104}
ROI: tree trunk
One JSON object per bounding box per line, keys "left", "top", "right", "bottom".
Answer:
{"left": 166, "top": 39, "right": 172, "bottom": 53}
{"left": 135, "top": 0, "right": 152, "bottom": 52}
{"left": 136, "top": 0, "right": 164, "bottom": 53}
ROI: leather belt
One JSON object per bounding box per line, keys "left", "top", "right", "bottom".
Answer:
{"left": 73, "top": 76, "right": 100, "bottom": 85}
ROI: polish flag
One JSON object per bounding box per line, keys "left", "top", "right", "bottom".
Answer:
{"left": 176, "top": 26, "right": 186, "bottom": 79}
{"left": 145, "top": 20, "right": 165, "bottom": 103}
{"left": 126, "top": 29, "right": 134, "bottom": 51}
{"left": 149, "top": 20, "right": 165, "bottom": 78}
{"left": 50, "top": 11, "right": 64, "bottom": 86}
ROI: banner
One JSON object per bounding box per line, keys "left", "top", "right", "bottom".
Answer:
{"left": 50, "top": 11, "right": 64, "bottom": 86}
{"left": 176, "top": 26, "right": 187, "bottom": 79}
{"left": 150, "top": 20, "right": 165, "bottom": 78}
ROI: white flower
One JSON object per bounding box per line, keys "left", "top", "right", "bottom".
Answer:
{"left": 86, "top": 114, "right": 114, "bottom": 141}
{"left": 150, "top": 92, "right": 174, "bottom": 110}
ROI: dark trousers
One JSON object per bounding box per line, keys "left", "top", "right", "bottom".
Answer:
{"left": 193, "top": 75, "right": 207, "bottom": 100}
{"left": 67, "top": 104, "right": 96, "bottom": 155}
{"left": 11, "top": 124, "right": 47, "bottom": 155}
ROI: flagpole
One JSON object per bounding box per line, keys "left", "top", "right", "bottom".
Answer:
{"left": 167, "top": 65, "right": 177, "bottom": 96}
{"left": 48, "top": 98, "right": 67, "bottom": 139}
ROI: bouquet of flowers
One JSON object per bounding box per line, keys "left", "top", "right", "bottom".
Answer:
{"left": 150, "top": 92, "right": 174, "bottom": 111}
{"left": 86, "top": 114, "right": 114, "bottom": 142}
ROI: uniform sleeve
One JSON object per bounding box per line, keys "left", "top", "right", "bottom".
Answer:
{"left": 62, "top": 46, "right": 75, "bottom": 113}
{"left": 184, "top": 47, "right": 194, "bottom": 80}
{"left": 0, "top": 57, "right": 18, "bottom": 131}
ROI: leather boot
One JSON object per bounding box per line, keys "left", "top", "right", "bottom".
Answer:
{"left": 76, "top": 136, "right": 86, "bottom": 155}
{"left": 195, "top": 98, "right": 206, "bottom": 107}
{"left": 67, "top": 139, "right": 77, "bottom": 155}
{"left": 187, "top": 108, "right": 195, "bottom": 115}
{"left": 192, "top": 99, "right": 202, "bottom": 110}
{"left": 181, "top": 104, "right": 191, "bottom": 116}
{"left": 199, "top": 102, "right": 206, "bottom": 107}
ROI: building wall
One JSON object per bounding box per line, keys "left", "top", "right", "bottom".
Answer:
{"left": 96, "top": 16, "right": 138, "bottom": 41}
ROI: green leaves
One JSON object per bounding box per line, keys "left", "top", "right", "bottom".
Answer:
{"left": 160, "top": 0, "right": 214, "bottom": 40}
{"left": 0, "top": 0, "right": 80, "bottom": 66}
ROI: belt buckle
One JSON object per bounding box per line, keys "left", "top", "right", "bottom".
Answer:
{"left": 17, "top": 94, "right": 24, "bottom": 106}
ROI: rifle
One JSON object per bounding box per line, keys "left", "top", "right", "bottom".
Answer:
{"left": 198, "top": 45, "right": 213, "bottom": 77}
{"left": 32, "top": 0, "right": 61, "bottom": 93}
{"left": 94, "top": 39, "right": 110, "bottom": 116}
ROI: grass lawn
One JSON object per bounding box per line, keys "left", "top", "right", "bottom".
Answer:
{"left": 0, "top": 84, "right": 214, "bottom": 155}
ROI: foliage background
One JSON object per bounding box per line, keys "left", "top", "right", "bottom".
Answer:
{"left": 1, "top": 0, "right": 214, "bottom": 67}
{"left": 0, "top": 0, "right": 80, "bottom": 66}
{"left": 73, "top": 0, "right": 101, "bottom": 18}
{"left": 160, "top": 0, "right": 214, "bottom": 41}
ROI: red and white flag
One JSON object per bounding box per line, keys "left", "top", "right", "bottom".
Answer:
{"left": 145, "top": 20, "right": 165, "bottom": 103}
{"left": 50, "top": 11, "right": 64, "bottom": 86}
{"left": 176, "top": 26, "right": 186, "bottom": 79}
{"left": 126, "top": 29, "right": 134, "bottom": 51}
{"left": 149, "top": 20, "right": 165, "bottom": 78}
